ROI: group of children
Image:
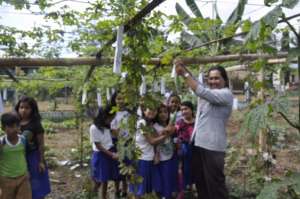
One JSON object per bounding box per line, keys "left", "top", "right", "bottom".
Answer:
{"left": 90, "top": 92, "right": 197, "bottom": 199}
{"left": 0, "top": 92, "right": 196, "bottom": 199}
{"left": 0, "top": 96, "right": 51, "bottom": 199}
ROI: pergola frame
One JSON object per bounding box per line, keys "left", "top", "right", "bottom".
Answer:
{"left": 0, "top": 51, "right": 290, "bottom": 69}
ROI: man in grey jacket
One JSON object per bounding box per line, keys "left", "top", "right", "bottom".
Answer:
{"left": 174, "top": 59, "right": 233, "bottom": 199}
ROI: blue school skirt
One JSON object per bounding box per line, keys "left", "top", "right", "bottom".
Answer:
{"left": 129, "top": 160, "right": 155, "bottom": 196}
{"left": 26, "top": 150, "right": 51, "bottom": 199}
{"left": 153, "top": 157, "right": 178, "bottom": 198}
{"left": 91, "top": 149, "right": 120, "bottom": 182}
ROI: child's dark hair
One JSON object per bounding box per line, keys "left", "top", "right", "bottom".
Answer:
{"left": 1, "top": 112, "right": 20, "bottom": 129}
{"left": 167, "top": 93, "right": 181, "bottom": 104}
{"left": 156, "top": 103, "right": 170, "bottom": 125}
{"left": 181, "top": 101, "right": 194, "bottom": 112}
{"left": 93, "top": 105, "right": 114, "bottom": 130}
{"left": 15, "top": 96, "right": 41, "bottom": 121}
{"left": 110, "top": 90, "right": 132, "bottom": 113}
{"left": 141, "top": 106, "right": 157, "bottom": 125}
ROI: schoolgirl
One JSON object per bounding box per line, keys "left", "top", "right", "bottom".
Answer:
{"left": 175, "top": 101, "right": 195, "bottom": 196}
{"left": 167, "top": 93, "right": 182, "bottom": 123}
{"left": 15, "top": 96, "right": 51, "bottom": 199}
{"left": 110, "top": 91, "right": 130, "bottom": 197}
{"left": 153, "top": 104, "right": 177, "bottom": 199}
{"left": 90, "top": 105, "right": 119, "bottom": 199}
{"left": 130, "top": 105, "right": 170, "bottom": 198}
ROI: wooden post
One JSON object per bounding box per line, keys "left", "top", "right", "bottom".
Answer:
{"left": 258, "top": 67, "right": 266, "bottom": 152}
{"left": 14, "top": 66, "right": 21, "bottom": 105}
{"left": 79, "top": 116, "right": 84, "bottom": 167}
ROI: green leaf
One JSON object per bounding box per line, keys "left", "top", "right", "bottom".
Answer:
{"left": 282, "top": 0, "right": 299, "bottom": 8}
{"left": 185, "top": 0, "right": 203, "bottom": 18}
{"left": 175, "top": 3, "right": 192, "bottom": 26}
{"left": 241, "top": 104, "right": 269, "bottom": 137}
{"left": 254, "top": 81, "right": 264, "bottom": 90}
{"left": 257, "top": 173, "right": 300, "bottom": 199}
{"left": 264, "top": 0, "right": 278, "bottom": 6}
{"left": 38, "top": 0, "right": 48, "bottom": 10}
{"left": 181, "top": 31, "right": 203, "bottom": 48}
{"left": 245, "top": 21, "right": 261, "bottom": 41}
{"left": 287, "top": 47, "right": 300, "bottom": 60}
{"left": 261, "top": 6, "right": 282, "bottom": 29}
{"left": 226, "top": 0, "right": 247, "bottom": 25}
{"left": 251, "top": 59, "right": 267, "bottom": 72}
{"left": 245, "top": 6, "right": 282, "bottom": 42}
{"left": 241, "top": 20, "right": 252, "bottom": 32}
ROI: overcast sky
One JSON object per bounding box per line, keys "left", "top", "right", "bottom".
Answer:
{"left": 0, "top": 0, "right": 299, "bottom": 56}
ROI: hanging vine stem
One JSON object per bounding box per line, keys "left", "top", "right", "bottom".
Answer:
{"left": 278, "top": 112, "right": 300, "bottom": 131}
{"left": 84, "top": 0, "right": 166, "bottom": 83}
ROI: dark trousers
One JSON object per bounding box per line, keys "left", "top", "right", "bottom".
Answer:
{"left": 191, "top": 145, "right": 228, "bottom": 199}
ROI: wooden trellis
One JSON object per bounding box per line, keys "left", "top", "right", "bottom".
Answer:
{"left": 0, "top": 51, "right": 290, "bottom": 68}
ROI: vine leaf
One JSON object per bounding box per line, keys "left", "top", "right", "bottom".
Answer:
{"left": 281, "top": 0, "right": 299, "bottom": 8}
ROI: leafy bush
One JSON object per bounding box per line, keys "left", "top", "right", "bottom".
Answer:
{"left": 257, "top": 172, "right": 300, "bottom": 199}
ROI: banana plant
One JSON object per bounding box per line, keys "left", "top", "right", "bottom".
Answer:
{"left": 175, "top": 0, "right": 247, "bottom": 55}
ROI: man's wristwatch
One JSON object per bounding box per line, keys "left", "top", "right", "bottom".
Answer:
{"left": 183, "top": 72, "right": 190, "bottom": 78}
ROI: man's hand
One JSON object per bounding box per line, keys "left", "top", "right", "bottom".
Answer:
{"left": 174, "top": 59, "right": 187, "bottom": 76}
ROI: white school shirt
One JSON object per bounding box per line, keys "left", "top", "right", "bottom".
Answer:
{"left": 89, "top": 124, "right": 113, "bottom": 151}
{"left": 111, "top": 110, "right": 129, "bottom": 137}
{"left": 170, "top": 111, "right": 182, "bottom": 123}
{"left": 153, "top": 123, "right": 174, "bottom": 161}
{"left": 135, "top": 119, "right": 154, "bottom": 161}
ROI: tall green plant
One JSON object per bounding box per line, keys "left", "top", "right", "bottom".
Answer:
{"left": 174, "top": 0, "right": 247, "bottom": 55}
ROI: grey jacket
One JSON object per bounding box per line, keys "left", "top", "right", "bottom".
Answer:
{"left": 191, "top": 84, "right": 233, "bottom": 152}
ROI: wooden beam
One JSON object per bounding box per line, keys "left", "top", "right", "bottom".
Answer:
{"left": 225, "top": 57, "right": 297, "bottom": 72}
{"left": 0, "top": 57, "right": 113, "bottom": 68}
{"left": 0, "top": 52, "right": 290, "bottom": 68}
{"left": 0, "top": 75, "right": 70, "bottom": 81}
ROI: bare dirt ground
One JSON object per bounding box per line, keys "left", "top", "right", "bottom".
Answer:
{"left": 13, "top": 95, "right": 296, "bottom": 199}
{"left": 43, "top": 115, "right": 300, "bottom": 199}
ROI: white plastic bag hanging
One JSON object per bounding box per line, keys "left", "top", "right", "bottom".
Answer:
{"left": 96, "top": 89, "right": 102, "bottom": 107}
{"left": 3, "top": 88, "right": 7, "bottom": 100}
{"left": 113, "top": 25, "right": 124, "bottom": 74}
{"left": 106, "top": 88, "right": 111, "bottom": 102}
{"left": 0, "top": 93, "right": 4, "bottom": 113}
{"left": 139, "top": 75, "right": 147, "bottom": 96}
{"left": 160, "top": 77, "right": 166, "bottom": 95}
{"left": 81, "top": 84, "right": 88, "bottom": 105}
{"left": 171, "top": 64, "right": 176, "bottom": 78}
{"left": 171, "top": 64, "right": 180, "bottom": 93}
{"left": 153, "top": 80, "right": 159, "bottom": 92}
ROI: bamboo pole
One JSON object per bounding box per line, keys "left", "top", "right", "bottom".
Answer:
{"left": 0, "top": 52, "right": 289, "bottom": 68}
{"left": 258, "top": 67, "right": 266, "bottom": 152}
